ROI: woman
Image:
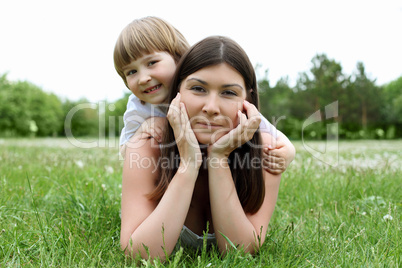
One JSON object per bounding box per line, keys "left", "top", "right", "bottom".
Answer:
{"left": 120, "top": 36, "right": 282, "bottom": 259}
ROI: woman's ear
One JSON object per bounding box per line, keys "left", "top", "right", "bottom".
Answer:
{"left": 247, "top": 88, "right": 254, "bottom": 100}
{"left": 177, "top": 82, "right": 183, "bottom": 93}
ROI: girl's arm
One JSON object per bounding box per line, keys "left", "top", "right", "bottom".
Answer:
{"left": 262, "top": 130, "right": 296, "bottom": 174}
{"left": 260, "top": 114, "right": 296, "bottom": 175}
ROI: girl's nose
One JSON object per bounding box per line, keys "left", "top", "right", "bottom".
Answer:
{"left": 138, "top": 71, "right": 151, "bottom": 85}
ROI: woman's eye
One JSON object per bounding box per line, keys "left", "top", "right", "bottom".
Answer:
{"left": 191, "top": 86, "right": 205, "bottom": 92}
{"left": 223, "top": 90, "right": 237, "bottom": 96}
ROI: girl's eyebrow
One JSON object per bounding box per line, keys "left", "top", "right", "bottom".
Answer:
{"left": 186, "top": 78, "right": 244, "bottom": 90}
{"left": 122, "top": 54, "right": 157, "bottom": 71}
{"left": 141, "top": 54, "right": 158, "bottom": 62}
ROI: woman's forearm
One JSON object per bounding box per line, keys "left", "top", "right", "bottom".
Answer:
{"left": 207, "top": 157, "right": 260, "bottom": 254}
{"left": 123, "top": 168, "right": 198, "bottom": 259}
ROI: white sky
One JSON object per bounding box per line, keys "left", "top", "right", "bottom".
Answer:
{"left": 1, "top": 0, "right": 401, "bottom": 102}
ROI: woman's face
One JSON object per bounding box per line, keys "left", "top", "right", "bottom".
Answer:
{"left": 179, "top": 63, "right": 247, "bottom": 144}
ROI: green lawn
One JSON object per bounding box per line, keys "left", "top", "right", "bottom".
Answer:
{"left": 0, "top": 138, "right": 401, "bottom": 267}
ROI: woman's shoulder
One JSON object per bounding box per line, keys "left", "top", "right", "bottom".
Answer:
{"left": 122, "top": 137, "right": 161, "bottom": 188}
{"left": 124, "top": 136, "right": 161, "bottom": 159}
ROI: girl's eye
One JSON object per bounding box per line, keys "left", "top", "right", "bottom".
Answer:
{"left": 127, "top": 70, "right": 136, "bottom": 76}
{"left": 190, "top": 86, "right": 205, "bottom": 92}
{"left": 222, "top": 90, "right": 238, "bottom": 96}
{"left": 148, "top": 61, "right": 158, "bottom": 66}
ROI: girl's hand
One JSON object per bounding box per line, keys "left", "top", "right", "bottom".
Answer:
{"left": 135, "top": 116, "right": 166, "bottom": 143}
{"left": 123, "top": 117, "right": 166, "bottom": 157}
{"left": 208, "top": 100, "right": 261, "bottom": 158}
{"left": 167, "top": 93, "right": 202, "bottom": 171}
{"left": 262, "top": 133, "right": 295, "bottom": 174}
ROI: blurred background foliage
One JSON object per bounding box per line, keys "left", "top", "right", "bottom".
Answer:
{"left": 0, "top": 54, "right": 401, "bottom": 139}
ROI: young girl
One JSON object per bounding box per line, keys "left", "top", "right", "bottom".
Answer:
{"left": 114, "top": 16, "right": 295, "bottom": 174}
{"left": 121, "top": 36, "right": 282, "bottom": 260}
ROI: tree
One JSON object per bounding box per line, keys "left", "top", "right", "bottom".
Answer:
{"left": 348, "top": 62, "right": 382, "bottom": 135}
{"left": 0, "top": 74, "right": 15, "bottom": 134}
{"left": 0, "top": 76, "right": 32, "bottom": 135}
{"left": 0, "top": 74, "right": 64, "bottom": 136}
{"left": 259, "top": 76, "right": 294, "bottom": 136}
{"left": 23, "top": 82, "right": 63, "bottom": 136}
{"left": 382, "top": 76, "right": 402, "bottom": 138}
{"left": 291, "top": 54, "right": 347, "bottom": 139}
{"left": 104, "top": 92, "right": 130, "bottom": 137}
{"left": 60, "top": 99, "right": 99, "bottom": 137}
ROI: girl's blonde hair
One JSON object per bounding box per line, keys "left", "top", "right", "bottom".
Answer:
{"left": 113, "top": 16, "right": 190, "bottom": 87}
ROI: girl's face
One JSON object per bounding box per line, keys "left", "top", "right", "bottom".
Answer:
{"left": 123, "top": 51, "right": 176, "bottom": 104}
{"left": 179, "top": 63, "right": 247, "bottom": 145}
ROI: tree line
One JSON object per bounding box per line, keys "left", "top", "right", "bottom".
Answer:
{"left": 0, "top": 53, "right": 401, "bottom": 139}
{"left": 259, "top": 54, "right": 401, "bottom": 139}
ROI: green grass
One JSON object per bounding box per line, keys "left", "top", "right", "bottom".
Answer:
{"left": 0, "top": 138, "right": 401, "bottom": 267}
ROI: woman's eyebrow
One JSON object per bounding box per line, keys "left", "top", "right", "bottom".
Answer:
{"left": 186, "top": 78, "right": 244, "bottom": 90}
{"left": 222, "top": 84, "right": 244, "bottom": 90}
{"left": 186, "top": 78, "right": 207, "bottom": 85}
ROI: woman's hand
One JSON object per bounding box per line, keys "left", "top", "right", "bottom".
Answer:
{"left": 208, "top": 100, "right": 261, "bottom": 158}
{"left": 167, "top": 93, "right": 202, "bottom": 171}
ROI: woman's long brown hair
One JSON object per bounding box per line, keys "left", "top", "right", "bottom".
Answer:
{"left": 148, "top": 36, "right": 265, "bottom": 214}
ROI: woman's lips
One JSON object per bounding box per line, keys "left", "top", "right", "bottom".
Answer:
{"left": 194, "top": 122, "right": 223, "bottom": 129}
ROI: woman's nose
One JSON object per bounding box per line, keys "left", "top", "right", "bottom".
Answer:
{"left": 202, "top": 94, "right": 220, "bottom": 115}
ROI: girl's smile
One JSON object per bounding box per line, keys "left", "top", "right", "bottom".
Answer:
{"left": 123, "top": 51, "right": 176, "bottom": 104}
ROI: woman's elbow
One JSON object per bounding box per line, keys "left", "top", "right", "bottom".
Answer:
{"left": 218, "top": 240, "right": 261, "bottom": 256}
{"left": 121, "top": 238, "right": 172, "bottom": 261}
